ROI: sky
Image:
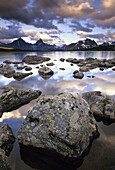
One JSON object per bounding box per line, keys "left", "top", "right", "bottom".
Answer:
{"left": 0, "top": 0, "right": 115, "bottom": 45}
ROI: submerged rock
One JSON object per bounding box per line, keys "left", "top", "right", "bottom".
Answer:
{"left": 13, "top": 72, "right": 33, "bottom": 81}
{"left": 0, "top": 149, "right": 11, "bottom": 170}
{"left": 82, "top": 91, "right": 115, "bottom": 124}
{"left": 0, "top": 64, "right": 15, "bottom": 78}
{"left": 38, "top": 67, "right": 54, "bottom": 80}
{"left": 0, "top": 123, "right": 15, "bottom": 156}
{"left": 23, "top": 55, "right": 50, "bottom": 65}
{"left": 18, "top": 92, "right": 98, "bottom": 167}
{"left": 0, "top": 86, "right": 41, "bottom": 117}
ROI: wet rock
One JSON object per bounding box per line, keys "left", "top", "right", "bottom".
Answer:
{"left": 112, "top": 68, "right": 115, "bottom": 71}
{"left": 3, "top": 60, "right": 12, "bottom": 64}
{"left": 25, "top": 66, "right": 32, "bottom": 71}
{"left": 18, "top": 92, "right": 98, "bottom": 166}
{"left": 13, "top": 72, "right": 33, "bottom": 81}
{"left": 23, "top": 55, "right": 50, "bottom": 65}
{"left": 73, "top": 72, "right": 84, "bottom": 79}
{"left": 38, "top": 67, "right": 54, "bottom": 80}
{"left": 87, "top": 75, "right": 95, "bottom": 78}
{"left": 0, "top": 86, "right": 41, "bottom": 117}
{"left": 46, "top": 62, "right": 55, "bottom": 66}
{"left": 59, "top": 68, "right": 65, "bottom": 70}
{"left": 82, "top": 91, "right": 115, "bottom": 124}
{"left": 60, "top": 58, "right": 65, "bottom": 62}
{"left": 70, "top": 63, "right": 74, "bottom": 66}
{"left": 0, "top": 64, "right": 15, "bottom": 78}
{"left": 36, "top": 66, "right": 39, "bottom": 69}
{"left": 0, "top": 149, "right": 11, "bottom": 170}
{"left": 80, "top": 66, "right": 90, "bottom": 72}
{"left": 99, "top": 67, "right": 104, "bottom": 71}
{"left": 0, "top": 64, "right": 3, "bottom": 68}
{"left": 0, "top": 123, "right": 15, "bottom": 156}
{"left": 12, "top": 61, "right": 22, "bottom": 64}
{"left": 73, "top": 70, "right": 79, "bottom": 74}
{"left": 17, "top": 66, "right": 25, "bottom": 70}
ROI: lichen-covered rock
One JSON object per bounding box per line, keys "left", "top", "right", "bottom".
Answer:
{"left": 0, "top": 86, "right": 41, "bottom": 117}
{"left": 22, "top": 55, "right": 50, "bottom": 65}
{"left": 82, "top": 91, "right": 115, "bottom": 124}
{"left": 0, "top": 149, "right": 11, "bottom": 170}
{"left": 13, "top": 72, "right": 33, "bottom": 81}
{"left": 0, "top": 123, "right": 15, "bottom": 156}
{"left": 0, "top": 64, "right": 15, "bottom": 78}
{"left": 18, "top": 93, "right": 98, "bottom": 161}
{"left": 38, "top": 67, "right": 54, "bottom": 80}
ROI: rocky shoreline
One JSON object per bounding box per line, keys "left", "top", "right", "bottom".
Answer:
{"left": 0, "top": 55, "right": 115, "bottom": 169}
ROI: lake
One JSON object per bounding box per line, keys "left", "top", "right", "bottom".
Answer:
{"left": 0, "top": 51, "right": 115, "bottom": 170}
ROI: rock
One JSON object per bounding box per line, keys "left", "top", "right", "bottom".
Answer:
{"left": 17, "top": 66, "right": 25, "bottom": 70}
{"left": 59, "top": 68, "right": 65, "bottom": 70}
{"left": 0, "top": 123, "right": 15, "bottom": 156}
{"left": 36, "top": 66, "right": 39, "bottom": 69}
{"left": 46, "top": 62, "right": 55, "bottom": 66}
{"left": 13, "top": 72, "right": 33, "bottom": 81}
{"left": 25, "top": 66, "right": 32, "bottom": 71}
{"left": 3, "top": 60, "right": 12, "bottom": 64}
{"left": 99, "top": 67, "right": 104, "bottom": 71}
{"left": 0, "top": 64, "right": 3, "bottom": 68}
{"left": 73, "top": 70, "right": 79, "bottom": 74}
{"left": 18, "top": 92, "right": 98, "bottom": 167}
{"left": 82, "top": 91, "right": 115, "bottom": 124}
{"left": 0, "top": 64, "right": 15, "bottom": 78}
{"left": 0, "top": 86, "right": 41, "bottom": 117}
{"left": 38, "top": 67, "right": 54, "bottom": 80}
{"left": 112, "top": 68, "right": 115, "bottom": 71}
{"left": 80, "top": 66, "right": 90, "bottom": 72}
{"left": 70, "top": 63, "right": 74, "bottom": 66}
{"left": 0, "top": 149, "right": 11, "bottom": 170}
{"left": 73, "top": 72, "right": 84, "bottom": 79}
{"left": 60, "top": 58, "right": 65, "bottom": 62}
{"left": 12, "top": 61, "right": 22, "bottom": 64}
{"left": 23, "top": 55, "right": 50, "bottom": 65}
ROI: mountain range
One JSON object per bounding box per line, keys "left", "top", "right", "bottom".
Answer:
{"left": 0, "top": 38, "right": 115, "bottom": 51}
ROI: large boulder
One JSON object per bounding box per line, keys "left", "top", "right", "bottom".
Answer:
{"left": 0, "top": 123, "right": 15, "bottom": 156}
{"left": 82, "top": 91, "right": 115, "bottom": 124}
{"left": 22, "top": 55, "right": 50, "bottom": 65}
{"left": 0, "top": 64, "right": 15, "bottom": 78}
{"left": 0, "top": 86, "right": 41, "bottom": 117}
{"left": 18, "top": 92, "right": 98, "bottom": 167}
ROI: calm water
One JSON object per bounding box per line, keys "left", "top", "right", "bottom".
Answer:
{"left": 0, "top": 51, "right": 115, "bottom": 170}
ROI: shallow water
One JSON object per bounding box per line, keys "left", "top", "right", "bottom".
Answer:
{"left": 0, "top": 51, "right": 115, "bottom": 170}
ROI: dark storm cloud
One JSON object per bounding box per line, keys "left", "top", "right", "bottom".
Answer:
{"left": 0, "top": 0, "right": 57, "bottom": 29}
{"left": 0, "top": 0, "right": 115, "bottom": 31}
{"left": 0, "top": 24, "right": 27, "bottom": 39}
{"left": 69, "top": 20, "right": 93, "bottom": 32}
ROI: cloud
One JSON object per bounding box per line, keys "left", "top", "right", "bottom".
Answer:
{"left": 77, "top": 30, "right": 115, "bottom": 43}
{"left": 69, "top": 20, "right": 93, "bottom": 32}
{"left": 0, "top": 24, "right": 27, "bottom": 39}
{"left": 56, "top": 1, "right": 95, "bottom": 19}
